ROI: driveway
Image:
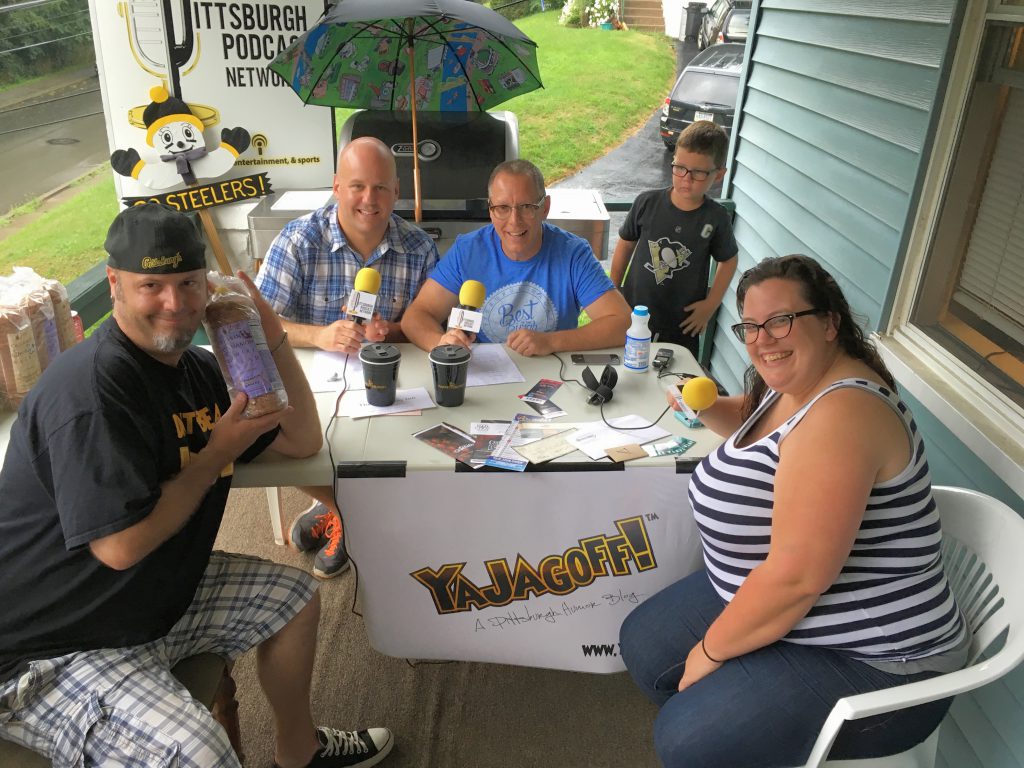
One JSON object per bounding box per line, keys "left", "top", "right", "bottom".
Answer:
{"left": 553, "top": 39, "right": 718, "bottom": 262}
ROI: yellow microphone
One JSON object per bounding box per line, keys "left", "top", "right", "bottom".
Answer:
{"left": 347, "top": 267, "right": 381, "bottom": 325}
{"left": 457, "top": 280, "right": 486, "bottom": 311}
{"left": 682, "top": 376, "right": 718, "bottom": 412}
{"left": 449, "top": 280, "right": 486, "bottom": 334}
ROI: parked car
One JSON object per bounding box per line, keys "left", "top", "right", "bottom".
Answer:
{"left": 660, "top": 42, "right": 744, "bottom": 149}
{"left": 698, "top": 0, "right": 751, "bottom": 49}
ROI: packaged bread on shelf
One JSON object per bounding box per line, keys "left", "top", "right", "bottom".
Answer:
{"left": 203, "top": 271, "right": 287, "bottom": 418}
{"left": 12, "top": 267, "right": 77, "bottom": 352}
{"left": 0, "top": 284, "right": 43, "bottom": 411}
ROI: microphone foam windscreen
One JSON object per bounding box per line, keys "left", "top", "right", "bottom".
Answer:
{"left": 682, "top": 377, "right": 718, "bottom": 411}
{"left": 354, "top": 267, "right": 381, "bottom": 294}
{"left": 458, "top": 280, "right": 486, "bottom": 309}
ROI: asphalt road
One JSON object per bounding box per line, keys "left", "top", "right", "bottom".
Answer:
{"left": 0, "top": 73, "right": 108, "bottom": 216}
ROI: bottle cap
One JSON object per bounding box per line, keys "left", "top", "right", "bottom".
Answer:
{"left": 633, "top": 305, "right": 649, "bottom": 317}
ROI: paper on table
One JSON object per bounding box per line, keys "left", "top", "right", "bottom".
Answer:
{"left": 466, "top": 344, "right": 525, "bottom": 387}
{"left": 309, "top": 350, "right": 363, "bottom": 391}
{"left": 513, "top": 429, "right": 578, "bottom": 464}
{"left": 271, "top": 190, "right": 333, "bottom": 211}
{"left": 339, "top": 387, "right": 435, "bottom": 419}
{"left": 565, "top": 415, "right": 672, "bottom": 461}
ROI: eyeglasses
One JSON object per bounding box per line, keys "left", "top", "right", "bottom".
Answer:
{"left": 488, "top": 197, "right": 547, "bottom": 220}
{"left": 671, "top": 163, "right": 717, "bottom": 181}
{"left": 730, "top": 309, "right": 822, "bottom": 343}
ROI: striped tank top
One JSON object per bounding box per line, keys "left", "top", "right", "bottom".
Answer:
{"left": 688, "top": 378, "right": 967, "bottom": 663}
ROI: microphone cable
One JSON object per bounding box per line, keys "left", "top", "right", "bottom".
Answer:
{"left": 317, "top": 352, "right": 367, "bottom": 619}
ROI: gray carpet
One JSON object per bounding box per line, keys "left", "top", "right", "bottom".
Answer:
{"left": 216, "top": 487, "right": 662, "bottom": 768}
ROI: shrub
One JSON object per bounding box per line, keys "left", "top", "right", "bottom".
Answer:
{"left": 558, "top": 0, "right": 586, "bottom": 26}
{"left": 488, "top": 0, "right": 544, "bottom": 22}
{"left": 586, "top": 0, "right": 618, "bottom": 26}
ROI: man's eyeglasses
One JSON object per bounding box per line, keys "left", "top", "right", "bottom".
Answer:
{"left": 488, "top": 197, "right": 547, "bottom": 220}
{"left": 671, "top": 163, "right": 717, "bottom": 181}
{"left": 730, "top": 309, "right": 822, "bottom": 344}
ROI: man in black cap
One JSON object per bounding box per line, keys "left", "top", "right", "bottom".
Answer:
{"left": 0, "top": 203, "right": 395, "bottom": 768}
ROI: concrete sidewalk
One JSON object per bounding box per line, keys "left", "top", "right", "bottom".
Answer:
{"left": 0, "top": 65, "right": 98, "bottom": 113}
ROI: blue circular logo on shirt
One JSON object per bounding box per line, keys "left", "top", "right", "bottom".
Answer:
{"left": 481, "top": 281, "right": 558, "bottom": 342}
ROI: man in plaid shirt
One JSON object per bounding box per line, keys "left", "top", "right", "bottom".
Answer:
{"left": 255, "top": 137, "right": 438, "bottom": 579}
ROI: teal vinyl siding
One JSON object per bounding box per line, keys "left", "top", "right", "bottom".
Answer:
{"left": 708, "top": 0, "right": 957, "bottom": 387}
{"left": 708, "top": 1, "right": 1024, "bottom": 765}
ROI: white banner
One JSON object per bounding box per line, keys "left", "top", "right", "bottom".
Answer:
{"left": 88, "top": 0, "right": 335, "bottom": 201}
{"left": 341, "top": 467, "right": 704, "bottom": 673}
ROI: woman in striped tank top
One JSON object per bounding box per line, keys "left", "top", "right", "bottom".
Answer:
{"left": 620, "top": 255, "right": 967, "bottom": 767}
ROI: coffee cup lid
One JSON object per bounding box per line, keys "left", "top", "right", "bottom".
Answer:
{"left": 359, "top": 343, "right": 401, "bottom": 364}
{"left": 429, "top": 344, "right": 472, "bottom": 365}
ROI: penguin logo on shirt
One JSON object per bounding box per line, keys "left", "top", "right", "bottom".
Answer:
{"left": 644, "top": 237, "right": 692, "bottom": 285}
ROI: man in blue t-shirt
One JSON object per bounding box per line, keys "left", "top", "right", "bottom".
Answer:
{"left": 401, "top": 159, "right": 631, "bottom": 356}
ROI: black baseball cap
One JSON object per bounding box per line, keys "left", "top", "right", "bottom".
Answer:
{"left": 104, "top": 203, "right": 207, "bottom": 274}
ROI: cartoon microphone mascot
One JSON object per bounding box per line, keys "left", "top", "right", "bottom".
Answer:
{"left": 110, "top": 86, "right": 250, "bottom": 190}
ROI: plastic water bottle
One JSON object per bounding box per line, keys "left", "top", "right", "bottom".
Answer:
{"left": 624, "top": 305, "right": 652, "bottom": 372}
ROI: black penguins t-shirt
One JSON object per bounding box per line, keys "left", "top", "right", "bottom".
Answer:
{"left": 618, "top": 189, "right": 737, "bottom": 349}
{"left": 0, "top": 318, "right": 277, "bottom": 679}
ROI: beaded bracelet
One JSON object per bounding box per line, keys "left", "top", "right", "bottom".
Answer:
{"left": 701, "top": 637, "right": 723, "bottom": 664}
{"left": 269, "top": 330, "right": 288, "bottom": 353}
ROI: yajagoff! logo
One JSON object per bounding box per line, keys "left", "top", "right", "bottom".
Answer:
{"left": 410, "top": 516, "right": 656, "bottom": 614}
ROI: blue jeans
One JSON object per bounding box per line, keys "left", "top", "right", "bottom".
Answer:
{"left": 619, "top": 571, "right": 952, "bottom": 768}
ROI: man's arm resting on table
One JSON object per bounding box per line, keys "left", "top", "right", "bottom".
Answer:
{"left": 400, "top": 279, "right": 464, "bottom": 351}
{"left": 263, "top": 335, "right": 323, "bottom": 459}
{"left": 528, "top": 289, "right": 631, "bottom": 354}
{"left": 89, "top": 396, "right": 286, "bottom": 571}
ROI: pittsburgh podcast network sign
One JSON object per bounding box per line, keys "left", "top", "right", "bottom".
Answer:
{"left": 122, "top": 173, "right": 272, "bottom": 212}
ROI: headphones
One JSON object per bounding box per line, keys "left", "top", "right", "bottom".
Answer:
{"left": 581, "top": 365, "right": 618, "bottom": 405}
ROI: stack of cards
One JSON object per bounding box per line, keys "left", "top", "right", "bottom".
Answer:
{"left": 519, "top": 378, "right": 567, "bottom": 418}
{"left": 412, "top": 423, "right": 474, "bottom": 464}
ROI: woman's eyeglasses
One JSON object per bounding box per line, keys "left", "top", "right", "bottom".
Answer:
{"left": 730, "top": 309, "right": 822, "bottom": 343}
{"left": 670, "top": 163, "right": 717, "bottom": 181}
{"left": 488, "top": 197, "right": 547, "bottom": 220}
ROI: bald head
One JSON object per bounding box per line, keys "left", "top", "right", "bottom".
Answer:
{"left": 337, "top": 136, "right": 398, "bottom": 180}
{"left": 332, "top": 137, "right": 401, "bottom": 257}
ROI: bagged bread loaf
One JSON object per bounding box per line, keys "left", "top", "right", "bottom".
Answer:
{"left": 0, "top": 284, "right": 42, "bottom": 411}
{"left": 1, "top": 275, "right": 56, "bottom": 372}
{"left": 13, "top": 267, "right": 76, "bottom": 352}
{"left": 203, "top": 271, "right": 287, "bottom": 418}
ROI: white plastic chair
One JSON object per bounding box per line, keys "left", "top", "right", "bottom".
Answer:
{"left": 799, "top": 485, "right": 1024, "bottom": 768}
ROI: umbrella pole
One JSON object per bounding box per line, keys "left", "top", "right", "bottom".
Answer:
{"left": 405, "top": 19, "right": 422, "bottom": 223}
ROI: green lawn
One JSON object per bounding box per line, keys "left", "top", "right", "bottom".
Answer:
{"left": 0, "top": 12, "right": 673, "bottom": 286}
{"left": 0, "top": 170, "right": 119, "bottom": 286}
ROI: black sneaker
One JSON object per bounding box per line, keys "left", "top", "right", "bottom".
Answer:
{"left": 306, "top": 726, "right": 393, "bottom": 767}
{"left": 289, "top": 502, "right": 332, "bottom": 552}
{"left": 312, "top": 509, "right": 351, "bottom": 579}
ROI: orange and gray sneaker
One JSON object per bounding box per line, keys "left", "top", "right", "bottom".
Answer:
{"left": 289, "top": 502, "right": 351, "bottom": 579}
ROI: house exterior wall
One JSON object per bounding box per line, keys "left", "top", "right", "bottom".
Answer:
{"left": 711, "top": 0, "right": 1024, "bottom": 764}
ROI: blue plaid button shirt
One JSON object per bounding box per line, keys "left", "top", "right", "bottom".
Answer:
{"left": 254, "top": 202, "right": 439, "bottom": 326}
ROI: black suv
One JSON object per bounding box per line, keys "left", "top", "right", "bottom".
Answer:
{"left": 699, "top": 0, "right": 751, "bottom": 49}
{"left": 660, "top": 43, "right": 744, "bottom": 149}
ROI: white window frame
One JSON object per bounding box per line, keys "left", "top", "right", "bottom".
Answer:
{"left": 878, "top": 0, "right": 1024, "bottom": 499}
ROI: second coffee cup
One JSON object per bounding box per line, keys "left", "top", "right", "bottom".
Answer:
{"left": 428, "top": 344, "right": 471, "bottom": 407}
{"left": 359, "top": 343, "right": 401, "bottom": 406}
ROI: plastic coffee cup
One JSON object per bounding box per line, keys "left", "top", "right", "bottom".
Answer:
{"left": 359, "top": 343, "right": 401, "bottom": 407}
{"left": 429, "top": 344, "right": 471, "bottom": 407}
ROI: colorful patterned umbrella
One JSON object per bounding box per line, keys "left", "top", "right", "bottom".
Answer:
{"left": 269, "top": 0, "right": 543, "bottom": 221}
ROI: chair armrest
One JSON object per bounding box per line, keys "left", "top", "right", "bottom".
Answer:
{"left": 801, "top": 654, "right": 1017, "bottom": 768}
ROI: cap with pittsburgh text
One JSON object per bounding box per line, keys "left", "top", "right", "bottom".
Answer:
{"left": 104, "top": 202, "right": 207, "bottom": 274}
